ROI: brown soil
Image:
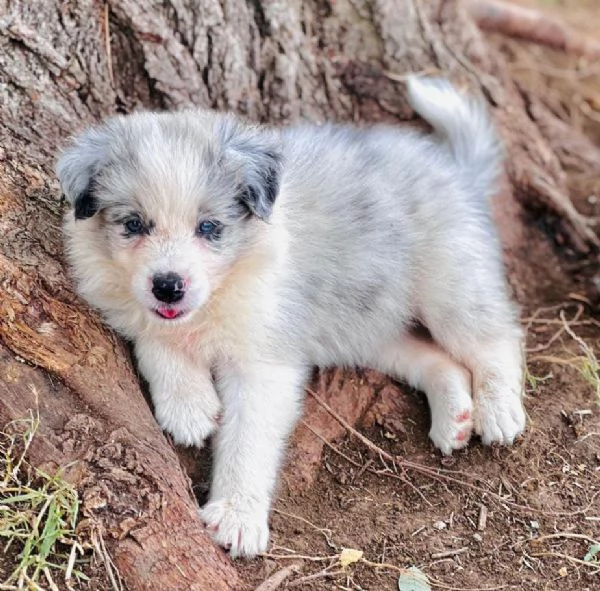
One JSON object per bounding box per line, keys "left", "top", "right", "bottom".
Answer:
{"left": 239, "top": 313, "right": 600, "bottom": 590}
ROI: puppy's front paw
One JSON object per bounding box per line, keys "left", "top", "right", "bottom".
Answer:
{"left": 154, "top": 395, "right": 221, "bottom": 448}
{"left": 473, "top": 386, "right": 526, "bottom": 446}
{"left": 200, "top": 498, "right": 269, "bottom": 559}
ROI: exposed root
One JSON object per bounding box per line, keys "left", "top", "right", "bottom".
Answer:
{"left": 521, "top": 172, "right": 599, "bottom": 252}
{"left": 467, "top": 0, "right": 600, "bottom": 59}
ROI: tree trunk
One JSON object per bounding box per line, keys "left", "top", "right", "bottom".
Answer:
{"left": 0, "top": 0, "right": 598, "bottom": 589}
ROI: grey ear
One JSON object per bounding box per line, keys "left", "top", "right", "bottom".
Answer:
{"left": 56, "top": 126, "right": 112, "bottom": 220}
{"left": 217, "top": 117, "right": 283, "bottom": 221}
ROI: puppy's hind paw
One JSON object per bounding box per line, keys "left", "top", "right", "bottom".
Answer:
{"left": 474, "top": 391, "right": 526, "bottom": 446}
{"left": 200, "top": 498, "right": 269, "bottom": 559}
{"left": 429, "top": 406, "right": 473, "bottom": 456}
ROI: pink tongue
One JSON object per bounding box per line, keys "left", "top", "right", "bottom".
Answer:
{"left": 158, "top": 307, "right": 179, "bottom": 319}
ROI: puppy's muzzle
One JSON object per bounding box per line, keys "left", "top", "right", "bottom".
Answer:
{"left": 152, "top": 272, "right": 186, "bottom": 304}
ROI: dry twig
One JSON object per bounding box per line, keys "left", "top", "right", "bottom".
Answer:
{"left": 431, "top": 547, "right": 468, "bottom": 560}
{"left": 477, "top": 505, "right": 488, "bottom": 531}
{"left": 253, "top": 563, "right": 303, "bottom": 591}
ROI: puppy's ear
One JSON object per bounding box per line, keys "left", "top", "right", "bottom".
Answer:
{"left": 217, "top": 117, "right": 283, "bottom": 221}
{"left": 56, "top": 126, "right": 112, "bottom": 220}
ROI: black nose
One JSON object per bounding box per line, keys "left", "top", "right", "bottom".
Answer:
{"left": 152, "top": 273, "right": 185, "bottom": 304}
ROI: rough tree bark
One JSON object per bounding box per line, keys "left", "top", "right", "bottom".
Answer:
{"left": 1, "top": 0, "right": 598, "bottom": 589}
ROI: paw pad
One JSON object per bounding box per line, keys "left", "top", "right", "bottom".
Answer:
{"left": 455, "top": 427, "right": 469, "bottom": 442}
{"left": 456, "top": 409, "right": 471, "bottom": 422}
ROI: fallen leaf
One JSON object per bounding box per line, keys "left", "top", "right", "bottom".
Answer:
{"left": 558, "top": 566, "right": 568, "bottom": 577}
{"left": 584, "top": 543, "right": 600, "bottom": 563}
{"left": 398, "top": 566, "right": 431, "bottom": 591}
{"left": 339, "top": 548, "right": 363, "bottom": 568}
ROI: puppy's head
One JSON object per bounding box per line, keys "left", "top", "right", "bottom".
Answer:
{"left": 57, "top": 111, "right": 282, "bottom": 330}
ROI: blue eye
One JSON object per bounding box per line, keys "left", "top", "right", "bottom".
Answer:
{"left": 124, "top": 217, "right": 145, "bottom": 235}
{"left": 197, "top": 220, "right": 222, "bottom": 240}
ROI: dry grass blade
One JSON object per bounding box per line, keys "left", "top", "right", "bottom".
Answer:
{"left": 90, "top": 526, "right": 123, "bottom": 591}
{"left": 526, "top": 304, "right": 584, "bottom": 353}
{"left": 286, "top": 565, "right": 344, "bottom": 588}
{"left": 531, "top": 309, "right": 600, "bottom": 404}
{"left": 530, "top": 551, "right": 600, "bottom": 570}
{"left": 521, "top": 531, "right": 600, "bottom": 574}
{"left": 426, "top": 579, "right": 508, "bottom": 591}
{"left": 528, "top": 532, "right": 600, "bottom": 546}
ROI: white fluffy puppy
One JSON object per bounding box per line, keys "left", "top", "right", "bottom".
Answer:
{"left": 57, "top": 78, "right": 526, "bottom": 558}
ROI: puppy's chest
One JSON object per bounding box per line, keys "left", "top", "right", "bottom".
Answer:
{"left": 171, "top": 306, "right": 271, "bottom": 366}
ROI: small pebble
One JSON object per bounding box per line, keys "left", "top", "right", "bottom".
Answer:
{"left": 473, "top": 533, "right": 483, "bottom": 543}
{"left": 433, "top": 521, "right": 447, "bottom": 530}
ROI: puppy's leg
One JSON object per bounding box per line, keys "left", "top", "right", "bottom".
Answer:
{"left": 375, "top": 333, "right": 473, "bottom": 455}
{"left": 200, "top": 362, "right": 307, "bottom": 558}
{"left": 135, "top": 337, "right": 221, "bottom": 447}
{"left": 423, "top": 306, "right": 525, "bottom": 447}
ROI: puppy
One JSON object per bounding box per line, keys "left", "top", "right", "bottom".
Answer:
{"left": 57, "top": 77, "right": 526, "bottom": 558}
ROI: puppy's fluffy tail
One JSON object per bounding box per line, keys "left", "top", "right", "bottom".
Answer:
{"left": 406, "top": 76, "right": 502, "bottom": 197}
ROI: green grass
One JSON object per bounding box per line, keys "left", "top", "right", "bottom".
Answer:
{"left": 0, "top": 411, "right": 89, "bottom": 590}
{"left": 524, "top": 365, "right": 554, "bottom": 394}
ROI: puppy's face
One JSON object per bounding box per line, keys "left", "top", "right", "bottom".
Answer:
{"left": 57, "top": 111, "right": 282, "bottom": 328}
